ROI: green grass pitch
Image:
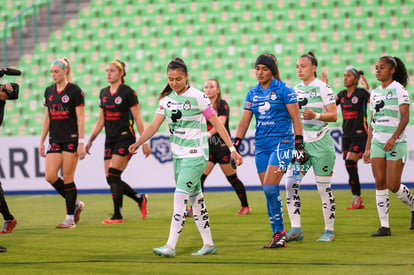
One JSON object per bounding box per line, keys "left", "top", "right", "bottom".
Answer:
{"left": 0, "top": 189, "right": 413, "bottom": 274}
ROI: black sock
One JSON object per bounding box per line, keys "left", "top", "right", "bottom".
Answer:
{"left": 52, "top": 178, "right": 66, "bottom": 198}
{"left": 226, "top": 173, "right": 249, "bottom": 207}
{"left": 121, "top": 181, "right": 141, "bottom": 204}
{"left": 0, "top": 183, "right": 14, "bottom": 221}
{"left": 345, "top": 159, "right": 361, "bottom": 196}
{"left": 64, "top": 182, "right": 77, "bottom": 215}
{"left": 200, "top": 174, "right": 207, "bottom": 192}
{"left": 108, "top": 168, "right": 124, "bottom": 219}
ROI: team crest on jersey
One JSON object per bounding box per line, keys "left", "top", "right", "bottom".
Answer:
{"left": 310, "top": 89, "right": 317, "bottom": 97}
{"left": 183, "top": 100, "right": 191, "bottom": 110}
{"left": 115, "top": 96, "right": 122, "bottom": 104}
{"left": 270, "top": 91, "right": 277, "bottom": 100}
{"left": 62, "top": 95, "right": 69, "bottom": 103}
{"left": 386, "top": 91, "right": 393, "bottom": 100}
{"left": 351, "top": 96, "right": 358, "bottom": 104}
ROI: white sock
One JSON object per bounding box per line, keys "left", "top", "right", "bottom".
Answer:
{"left": 166, "top": 190, "right": 188, "bottom": 249}
{"left": 395, "top": 184, "right": 414, "bottom": 211}
{"left": 376, "top": 189, "right": 389, "bottom": 228}
{"left": 190, "top": 191, "right": 214, "bottom": 247}
{"left": 285, "top": 167, "right": 303, "bottom": 228}
{"left": 316, "top": 176, "right": 336, "bottom": 231}
{"left": 66, "top": 215, "right": 74, "bottom": 223}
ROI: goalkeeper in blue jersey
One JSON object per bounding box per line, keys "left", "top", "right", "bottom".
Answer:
{"left": 234, "top": 53, "right": 308, "bottom": 249}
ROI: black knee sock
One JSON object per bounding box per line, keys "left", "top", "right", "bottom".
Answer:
{"left": 0, "top": 183, "right": 14, "bottom": 220}
{"left": 64, "top": 182, "right": 77, "bottom": 215}
{"left": 121, "top": 180, "right": 141, "bottom": 204}
{"left": 52, "top": 178, "right": 65, "bottom": 198}
{"left": 108, "top": 168, "right": 124, "bottom": 219}
{"left": 200, "top": 174, "right": 207, "bottom": 192}
{"left": 226, "top": 174, "right": 249, "bottom": 207}
{"left": 345, "top": 159, "right": 361, "bottom": 196}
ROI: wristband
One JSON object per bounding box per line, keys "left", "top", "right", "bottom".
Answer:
{"left": 229, "top": 146, "right": 236, "bottom": 153}
{"left": 314, "top": 113, "right": 320, "bottom": 120}
{"left": 78, "top": 138, "right": 85, "bottom": 144}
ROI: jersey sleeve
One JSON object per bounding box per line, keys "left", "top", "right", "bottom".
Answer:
{"left": 243, "top": 89, "right": 253, "bottom": 111}
{"left": 282, "top": 85, "right": 297, "bottom": 104}
{"left": 398, "top": 86, "right": 410, "bottom": 106}
{"left": 73, "top": 85, "right": 85, "bottom": 107}
{"left": 320, "top": 83, "right": 336, "bottom": 106}
{"left": 126, "top": 86, "right": 139, "bottom": 107}
{"left": 197, "top": 92, "right": 212, "bottom": 112}
{"left": 217, "top": 100, "right": 230, "bottom": 117}
{"left": 156, "top": 98, "right": 166, "bottom": 116}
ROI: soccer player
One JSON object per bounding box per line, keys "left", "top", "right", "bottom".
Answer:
{"left": 201, "top": 79, "right": 250, "bottom": 215}
{"left": 234, "top": 53, "right": 308, "bottom": 249}
{"left": 129, "top": 57, "right": 243, "bottom": 257}
{"left": 336, "top": 67, "right": 370, "bottom": 209}
{"left": 285, "top": 52, "right": 337, "bottom": 242}
{"left": 39, "top": 57, "right": 86, "bottom": 228}
{"left": 363, "top": 56, "right": 414, "bottom": 237}
{"left": 86, "top": 60, "right": 151, "bottom": 223}
{"left": 0, "top": 85, "right": 17, "bottom": 234}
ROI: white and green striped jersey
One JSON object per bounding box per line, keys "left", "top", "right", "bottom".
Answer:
{"left": 156, "top": 86, "right": 212, "bottom": 160}
{"left": 295, "top": 79, "right": 336, "bottom": 143}
{"left": 370, "top": 80, "right": 410, "bottom": 143}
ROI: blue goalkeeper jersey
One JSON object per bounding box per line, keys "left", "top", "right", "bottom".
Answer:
{"left": 244, "top": 78, "right": 297, "bottom": 150}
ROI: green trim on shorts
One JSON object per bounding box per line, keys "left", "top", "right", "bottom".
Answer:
{"left": 302, "top": 133, "right": 336, "bottom": 176}
{"left": 370, "top": 138, "right": 407, "bottom": 161}
{"left": 173, "top": 156, "right": 207, "bottom": 194}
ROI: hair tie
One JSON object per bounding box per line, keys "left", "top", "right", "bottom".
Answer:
{"left": 52, "top": 60, "right": 67, "bottom": 69}
{"left": 347, "top": 67, "right": 360, "bottom": 80}
{"left": 110, "top": 60, "right": 124, "bottom": 73}
{"left": 255, "top": 55, "right": 277, "bottom": 75}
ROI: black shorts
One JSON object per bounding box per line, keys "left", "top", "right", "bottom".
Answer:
{"left": 209, "top": 145, "right": 231, "bottom": 164}
{"left": 47, "top": 141, "right": 78, "bottom": 154}
{"left": 342, "top": 136, "right": 367, "bottom": 159}
{"left": 104, "top": 136, "right": 135, "bottom": 160}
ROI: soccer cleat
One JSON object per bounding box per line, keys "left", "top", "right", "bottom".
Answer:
{"left": 138, "top": 194, "right": 148, "bottom": 220}
{"left": 317, "top": 230, "right": 335, "bottom": 242}
{"left": 0, "top": 245, "right": 6, "bottom": 252}
{"left": 263, "top": 231, "right": 287, "bottom": 248}
{"left": 153, "top": 245, "right": 176, "bottom": 258}
{"left": 286, "top": 227, "right": 304, "bottom": 242}
{"left": 1, "top": 218, "right": 17, "bottom": 234}
{"left": 346, "top": 196, "right": 365, "bottom": 209}
{"left": 236, "top": 206, "right": 252, "bottom": 215}
{"left": 192, "top": 245, "right": 216, "bottom": 256}
{"left": 74, "top": 201, "right": 85, "bottom": 224}
{"left": 102, "top": 218, "right": 123, "bottom": 224}
{"left": 56, "top": 220, "right": 76, "bottom": 229}
{"left": 371, "top": 227, "right": 391, "bottom": 237}
{"left": 410, "top": 211, "right": 414, "bottom": 230}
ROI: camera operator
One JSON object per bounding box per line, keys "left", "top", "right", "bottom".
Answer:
{"left": 0, "top": 80, "right": 19, "bottom": 253}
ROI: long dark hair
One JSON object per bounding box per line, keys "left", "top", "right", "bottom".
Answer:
{"left": 380, "top": 56, "right": 408, "bottom": 87}
{"left": 300, "top": 51, "right": 318, "bottom": 77}
{"left": 159, "top": 57, "right": 188, "bottom": 100}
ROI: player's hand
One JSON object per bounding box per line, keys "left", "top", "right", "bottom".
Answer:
{"left": 362, "top": 149, "right": 371, "bottom": 164}
{"left": 383, "top": 137, "right": 396, "bottom": 152}
{"left": 129, "top": 142, "right": 140, "bottom": 155}
{"left": 359, "top": 74, "right": 370, "bottom": 90}
{"left": 319, "top": 72, "right": 328, "bottom": 84}
{"left": 302, "top": 108, "right": 316, "bottom": 120}
{"left": 142, "top": 143, "right": 152, "bottom": 157}
{"left": 39, "top": 143, "right": 46, "bottom": 158}
{"left": 77, "top": 143, "right": 86, "bottom": 160}
{"left": 230, "top": 151, "right": 243, "bottom": 169}
{"left": 85, "top": 140, "right": 93, "bottom": 154}
{"left": 291, "top": 135, "right": 310, "bottom": 165}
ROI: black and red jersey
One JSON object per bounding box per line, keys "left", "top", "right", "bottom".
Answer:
{"left": 336, "top": 87, "right": 370, "bottom": 138}
{"left": 208, "top": 99, "right": 230, "bottom": 148}
{"left": 99, "top": 84, "right": 139, "bottom": 142}
{"left": 43, "top": 82, "right": 84, "bottom": 142}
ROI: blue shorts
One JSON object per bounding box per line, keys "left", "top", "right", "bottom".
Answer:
{"left": 255, "top": 142, "right": 294, "bottom": 174}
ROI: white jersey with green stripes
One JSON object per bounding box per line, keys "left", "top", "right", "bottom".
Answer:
{"left": 370, "top": 80, "right": 410, "bottom": 143}
{"left": 156, "top": 86, "right": 211, "bottom": 160}
{"left": 295, "top": 79, "right": 336, "bottom": 143}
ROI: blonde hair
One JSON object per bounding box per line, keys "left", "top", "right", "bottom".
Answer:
{"left": 51, "top": 57, "right": 72, "bottom": 81}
